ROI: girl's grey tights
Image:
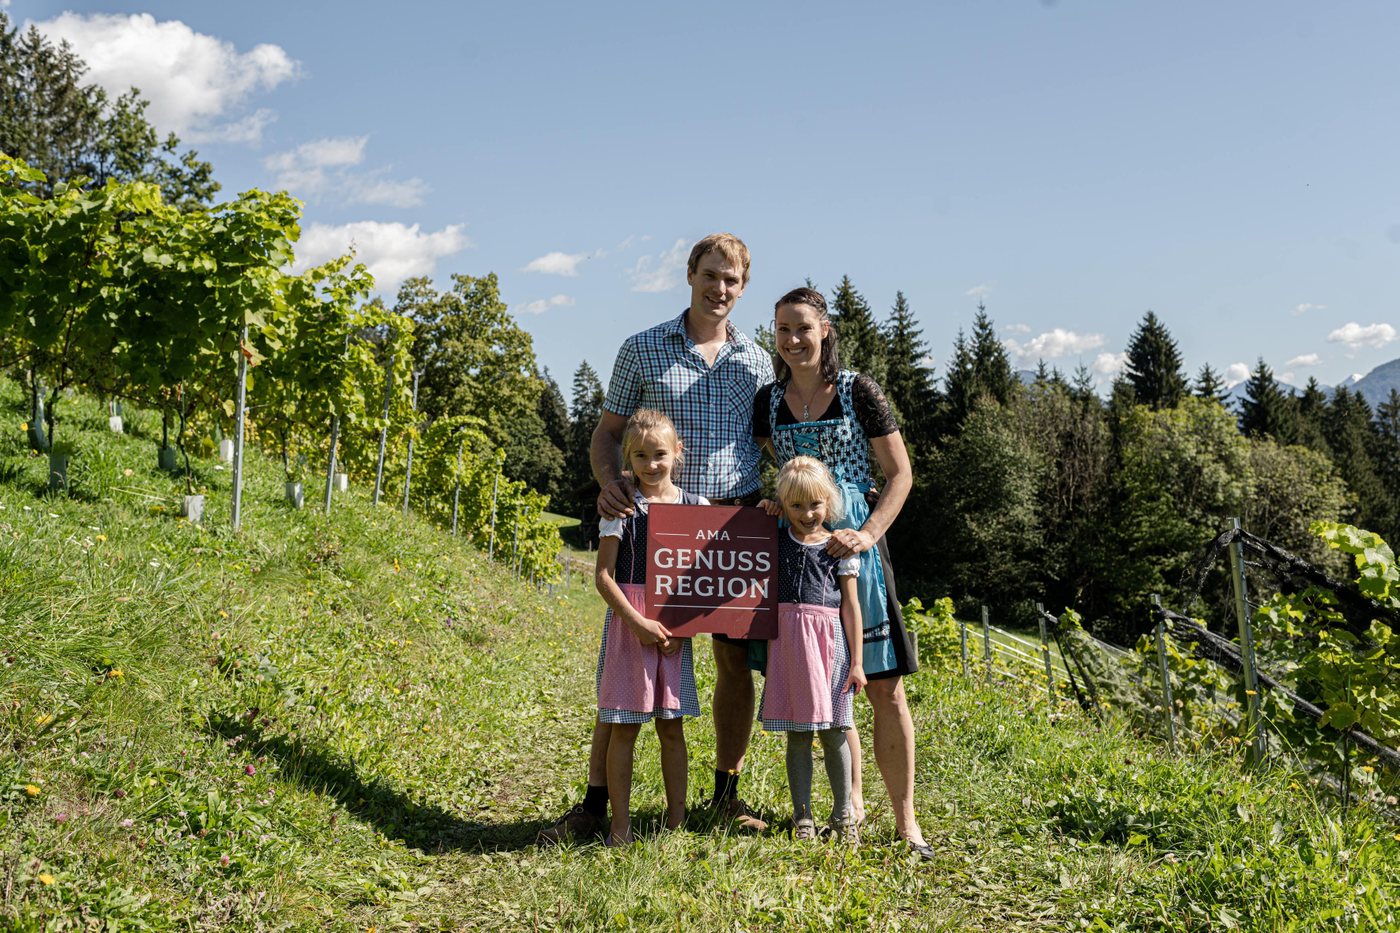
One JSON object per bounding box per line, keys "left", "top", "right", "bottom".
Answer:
{"left": 786, "top": 727, "right": 851, "bottom": 822}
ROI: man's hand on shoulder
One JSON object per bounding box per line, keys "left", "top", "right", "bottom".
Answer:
{"left": 597, "top": 475, "right": 637, "bottom": 520}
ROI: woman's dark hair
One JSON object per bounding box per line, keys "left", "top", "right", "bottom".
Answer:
{"left": 773, "top": 287, "right": 840, "bottom": 385}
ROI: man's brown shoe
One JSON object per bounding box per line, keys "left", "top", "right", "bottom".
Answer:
{"left": 535, "top": 803, "right": 605, "bottom": 846}
{"left": 709, "top": 796, "right": 768, "bottom": 833}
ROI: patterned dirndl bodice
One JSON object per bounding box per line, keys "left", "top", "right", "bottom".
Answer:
{"left": 611, "top": 489, "right": 705, "bottom": 585}
{"left": 768, "top": 371, "right": 875, "bottom": 492}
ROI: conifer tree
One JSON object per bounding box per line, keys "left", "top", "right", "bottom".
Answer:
{"left": 970, "top": 302, "right": 1017, "bottom": 407}
{"left": 1240, "top": 359, "right": 1295, "bottom": 440}
{"left": 1123, "top": 311, "right": 1187, "bottom": 409}
{"left": 1293, "top": 377, "right": 1330, "bottom": 453}
{"left": 536, "top": 369, "right": 571, "bottom": 505}
{"left": 568, "top": 361, "right": 605, "bottom": 507}
{"left": 940, "top": 330, "right": 977, "bottom": 432}
{"left": 882, "top": 291, "right": 938, "bottom": 454}
{"left": 1193, "top": 363, "right": 1229, "bottom": 405}
{"left": 1325, "top": 387, "right": 1390, "bottom": 535}
{"left": 829, "top": 276, "right": 886, "bottom": 386}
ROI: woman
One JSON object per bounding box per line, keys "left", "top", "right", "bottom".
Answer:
{"left": 753, "top": 286, "right": 932, "bottom": 859}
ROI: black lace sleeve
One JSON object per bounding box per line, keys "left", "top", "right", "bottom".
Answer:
{"left": 852, "top": 374, "right": 899, "bottom": 438}
{"left": 753, "top": 382, "right": 775, "bottom": 437}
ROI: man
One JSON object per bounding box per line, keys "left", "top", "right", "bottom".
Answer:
{"left": 538, "top": 233, "right": 774, "bottom": 844}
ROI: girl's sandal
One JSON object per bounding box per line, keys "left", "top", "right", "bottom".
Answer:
{"left": 904, "top": 839, "right": 936, "bottom": 861}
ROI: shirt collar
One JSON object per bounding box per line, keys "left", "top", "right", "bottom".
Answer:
{"left": 667, "top": 308, "right": 747, "bottom": 347}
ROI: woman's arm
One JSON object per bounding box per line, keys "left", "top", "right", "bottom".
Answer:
{"left": 838, "top": 574, "right": 866, "bottom": 693}
{"left": 594, "top": 536, "right": 677, "bottom": 654}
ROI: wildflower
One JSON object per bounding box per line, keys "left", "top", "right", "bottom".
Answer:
{"left": 38, "top": 873, "right": 54, "bottom": 886}
{"left": 123, "top": 468, "right": 134, "bottom": 477}
{"left": 120, "top": 819, "right": 134, "bottom": 828}
{"left": 24, "top": 784, "right": 41, "bottom": 797}
{"left": 34, "top": 714, "right": 53, "bottom": 727}
{"left": 220, "top": 854, "right": 230, "bottom": 867}
{"left": 244, "top": 765, "right": 256, "bottom": 776}
{"left": 107, "top": 669, "right": 124, "bottom": 679}
{"left": 95, "top": 534, "right": 107, "bottom": 542}
{"left": 54, "top": 813, "right": 69, "bottom": 824}
{"left": 1360, "top": 765, "right": 1374, "bottom": 774}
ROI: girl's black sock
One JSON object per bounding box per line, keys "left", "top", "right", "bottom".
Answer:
{"left": 712, "top": 769, "right": 739, "bottom": 801}
{"left": 583, "top": 784, "right": 609, "bottom": 818}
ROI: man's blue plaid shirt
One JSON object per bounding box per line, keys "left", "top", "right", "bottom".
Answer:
{"left": 604, "top": 310, "right": 775, "bottom": 500}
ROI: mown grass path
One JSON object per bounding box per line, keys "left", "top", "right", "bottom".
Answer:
{"left": 2, "top": 384, "right": 1396, "bottom": 931}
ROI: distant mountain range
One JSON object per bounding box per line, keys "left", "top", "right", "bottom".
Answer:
{"left": 1013, "top": 357, "right": 1400, "bottom": 408}
{"left": 1223, "top": 358, "right": 1400, "bottom": 410}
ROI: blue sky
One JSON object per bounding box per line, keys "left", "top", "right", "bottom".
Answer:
{"left": 11, "top": 1, "right": 1400, "bottom": 392}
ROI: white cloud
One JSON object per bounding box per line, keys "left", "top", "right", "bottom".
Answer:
{"left": 524, "top": 251, "right": 588, "bottom": 277}
{"left": 965, "top": 284, "right": 992, "bottom": 299}
{"left": 1286, "top": 353, "right": 1321, "bottom": 368}
{"left": 1328, "top": 321, "right": 1397, "bottom": 351}
{"left": 294, "top": 222, "right": 471, "bottom": 295}
{"left": 519, "top": 294, "right": 576, "bottom": 316}
{"left": 263, "top": 136, "right": 427, "bottom": 208}
{"left": 33, "top": 13, "right": 298, "bottom": 143}
{"left": 1004, "top": 328, "right": 1105, "bottom": 364}
{"left": 629, "top": 238, "right": 689, "bottom": 293}
{"left": 1293, "top": 302, "right": 1326, "bottom": 316}
{"left": 1004, "top": 323, "right": 1032, "bottom": 335}
{"left": 1093, "top": 352, "right": 1127, "bottom": 376}
{"left": 1225, "top": 362, "right": 1251, "bottom": 386}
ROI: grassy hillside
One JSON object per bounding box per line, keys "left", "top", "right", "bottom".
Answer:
{"left": 2, "top": 381, "right": 1397, "bottom": 931}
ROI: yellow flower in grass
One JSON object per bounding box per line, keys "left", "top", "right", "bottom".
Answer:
{"left": 24, "top": 784, "right": 41, "bottom": 797}
{"left": 95, "top": 534, "right": 107, "bottom": 542}
{"left": 34, "top": 714, "right": 54, "bottom": 727}
{"left": 107, "top": 669, "right": 124, "bottom": 679}
{"left": 38, "top": 873, "right": 54, "bottom": 886}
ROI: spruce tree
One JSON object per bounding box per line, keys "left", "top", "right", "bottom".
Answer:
{"left": 536, "top": 369, "right": 571, "bottom": 505}
{"left": 882, "top": 291, "right": 938, "bottom": 454}
{"left": 568, "top": 361, "right": 605, "bottom": 505}
{"left": 1325, "top": 387, "right": 1390, "bottom": 534}
{"left": 1240, "top": 359, "right": 1296, "bottom": 440}
{"left": 969, "top": 302, "right": 1017, "bottom": 407}
{"left": 940, "top": 330, "right": 976, "bottom": 432}
{"left": 829, "top": 276, "right": 886, "bottom": 386}
{"left": 1193, "top": 363, "right": 1229, "bottom": 405}
{"left": 1293, "top": 377, "right": 1330, "bottom": 453}
{"left": 1123, "top": 311, "right": 1187, "bottom": 409}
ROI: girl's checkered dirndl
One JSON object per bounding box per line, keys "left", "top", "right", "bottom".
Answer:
{"left": 595, "top": 490, "right": 703, "bottom": 724}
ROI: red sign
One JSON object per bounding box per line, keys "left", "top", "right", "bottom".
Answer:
{"left": 645, "top": 503, "right": 778, "bottom": 638}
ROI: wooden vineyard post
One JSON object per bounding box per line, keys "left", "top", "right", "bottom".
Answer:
{"left": 231, "top": 325, "right": 249, "bottom": 533}
{"left": 1152, "top": 594, "right": 1177, "bottom": 754}
{"left": 401, "top": 371, "right": 420, "bottom": 518}
{"left": 372, "top": 349, "right": 394, "bottom": 506}
{"left": 323, "top": 413, "right": 340, "bottom": 513}
{"left": 959, "top": 621, "right": 970, "bottom": 679}
{"left": 487, "top": 459, "right": 501, "bottom": 559}
{"left": 451, "top": 440, "right": 464, "bottom": 537}
{"left": 512, "top": 517, "right": 521, "bottom": 581}
{"left": 981, "top": 604, "right": 992, "bottom": 681}
{"left": 1228, "top": 518, "right": 1264, "bottom": 767}
{"left": 1037, "top": 602, "right": 1056, "bottom": 704}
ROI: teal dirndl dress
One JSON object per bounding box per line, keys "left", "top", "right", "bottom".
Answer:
{"left": 754, "top": 370, "right": 918, "bottom": 681}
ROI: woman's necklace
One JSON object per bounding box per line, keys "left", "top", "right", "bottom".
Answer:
{"left": 789, "top": 379, "right": 827, "bottom": 421}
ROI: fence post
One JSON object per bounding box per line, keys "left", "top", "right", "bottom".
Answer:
{"left": 1227, "top": 518, "right": 1264, "bottom": 767}
{"left": 230, "top": 325, "right": 249, "bottom": 533}
{"left": 1037, "top": 602, "right": 1056, "bottom": 704}
{"left": 488, "top": 460, "right": 501, "bottom": 559}
{"left": 1151, "top": 594, "right": 1177, "bottom": 754}
{"left": 372, "top": 348, "right": 394, "bottom": 506}
{"left": 451, "top": 440, "right": 464, "bottom": 537}
{"left": 323, "top": 413, "right": 340, "bottom": 513}
{"left": 959, "top": 621, "right": 970, "bottom": 679}
{"left": 401, "top": 371, "right": 420, "bottom": 518}
{"left": 512, "top": 517, "right": 520, "bottom": 581}
{"left": 981, "top": 604, "right": 992, "bottom": 680}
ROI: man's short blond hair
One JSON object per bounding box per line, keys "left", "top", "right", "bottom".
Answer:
{"left": 687, "top": 233, "right": 751, "bottom": 285}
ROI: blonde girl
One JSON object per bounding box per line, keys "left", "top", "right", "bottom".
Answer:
{"left": 758, "top": 456, "right": 866, "bottom": 842}
{"left": 593, "top": 410, "right": 707, "bottom": 845}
